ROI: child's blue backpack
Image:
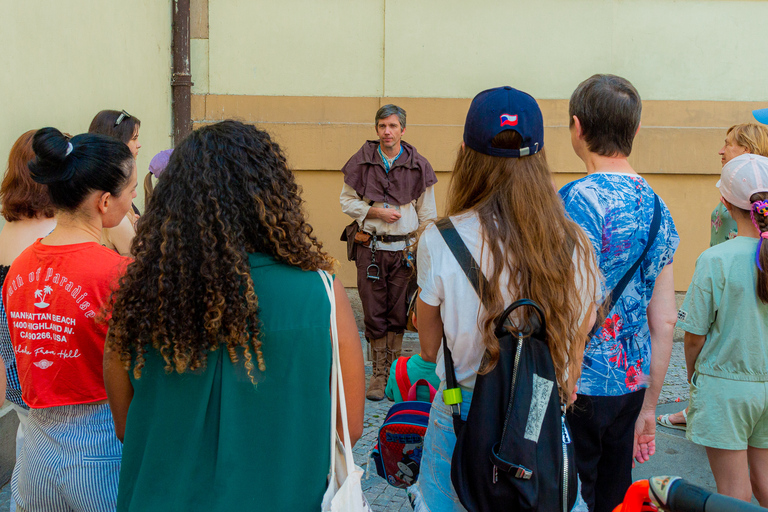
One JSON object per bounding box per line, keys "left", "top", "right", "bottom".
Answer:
{"left": 371, "top": 357, "right": 437, "bottom": 488}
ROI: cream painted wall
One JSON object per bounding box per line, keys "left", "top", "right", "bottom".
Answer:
{"left": 0, "top": 0, "right": 173, "bottom": 217}
{"left": 203, "top": 0, "right": 768, "bottom": 101}
{"left": 191, "top": 39, "right": 210, "bottom": 95}
{"left": 385, "top": 0, "right": 768, "bottom": 100}
{"left": 208, "top": 0, "right": 385, "bottom": 96}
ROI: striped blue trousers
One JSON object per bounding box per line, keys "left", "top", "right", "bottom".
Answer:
{"left": 12, "top": 403, "right": 122, "bottom": 512}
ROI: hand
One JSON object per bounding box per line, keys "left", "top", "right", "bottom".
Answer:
{"left": 570, "top": 385, "right": 578, "bottom": 406}
{"left": 632, "top": 409, "right": 657, "bottom": 467}
{"left": 375, "top": 207, "right": 402, "bottom": 224}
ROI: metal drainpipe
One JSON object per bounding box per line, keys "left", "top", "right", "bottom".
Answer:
{"left": 172, "top": 0, "right": 193, "bottom": 146}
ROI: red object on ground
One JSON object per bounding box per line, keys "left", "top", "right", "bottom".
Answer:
{"left": 613, "top": 479, "right": 658, "bottom": 511}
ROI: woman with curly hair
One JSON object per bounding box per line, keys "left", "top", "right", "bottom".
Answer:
{"left": 408, "top": 87, "right": 600, "bottom": 511}
{"left": 104, "top": 120, "right": 365, "bottom": 511}
{"left": 3, "top": 127, "right": 137, "bottom": 511}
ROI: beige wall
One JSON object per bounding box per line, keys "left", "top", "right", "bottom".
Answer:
{"left": 195, "top": 0, "right": 768, "bottom": 101}
{"left": 207, "top": 0, "right": 384, "bottom": 97}
{"left": 188, "top": 0, "right": 768, "bottom": 290}
{"left": 0, "top": 1, "right": 173, "bottom": 213}
{"left": 382, "top": 0, "right": 768, "bottom": 101}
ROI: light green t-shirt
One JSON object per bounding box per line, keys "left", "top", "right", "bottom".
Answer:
{"left": 678, "top": 237, "right": 768, "bottom": 381}
{"left": 385, "top": 354, "right": 440, "bottom": 402}
{"left": 710, "top": 203, "right": 738, "bottom": 247}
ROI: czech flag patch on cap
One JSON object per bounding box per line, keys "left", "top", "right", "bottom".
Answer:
{"left": 500, "top": 114, "right": 518, "bottom": 127}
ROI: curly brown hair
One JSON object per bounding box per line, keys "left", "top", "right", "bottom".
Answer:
{"left": 106, "top": 121, "right": 334, "bottom": 380}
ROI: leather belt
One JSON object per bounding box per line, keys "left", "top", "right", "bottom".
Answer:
{"left": 364, "top": 233, "right": 410, "bottom": 243}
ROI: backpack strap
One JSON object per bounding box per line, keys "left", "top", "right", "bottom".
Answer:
{"left": 435, "top": 218, "right": 488, "bottom": 303}
{"left": 394, "top": 356, "right": 413, "bottom": 401}
{"left": 407, "top": 379, "right": 438, "bottom": 402}
{"left": 435, "top": 217, "right": 488, "bottom": 422}
{"left": 592, "top": 194, "right": 662, "bottom": 336}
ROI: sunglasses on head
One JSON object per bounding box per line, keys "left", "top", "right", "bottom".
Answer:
{"left": 115, "top": 110, "right": 132, "bottom": 126}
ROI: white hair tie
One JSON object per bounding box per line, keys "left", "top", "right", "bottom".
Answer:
{"left": 65, "top": 142, "right": 74, "bottom": 157}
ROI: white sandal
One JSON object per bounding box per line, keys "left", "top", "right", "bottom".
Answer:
{"left": 656, "top": 409, "right": 687, "bottom": 431}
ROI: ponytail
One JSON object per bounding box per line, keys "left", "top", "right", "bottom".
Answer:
{"left": 29, "top": 128, "right": 134, "bottom": 212}
{"left": 751, "top": 192, "right": 768, "bottom": 303}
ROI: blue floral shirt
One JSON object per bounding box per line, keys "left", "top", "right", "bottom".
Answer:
{"left": 560, "top": 173, "right": 679, "bottom": 396}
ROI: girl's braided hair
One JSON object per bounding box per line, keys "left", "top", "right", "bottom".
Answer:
{"left": 106, "top": 120, "right": 334, "bottom": 380}
{"left": 751, "top": 194, "right": 768, "bottom": 303}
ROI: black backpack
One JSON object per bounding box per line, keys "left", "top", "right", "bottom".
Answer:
{"left": 436, "top": 218, "right": 578, "bottom": 512}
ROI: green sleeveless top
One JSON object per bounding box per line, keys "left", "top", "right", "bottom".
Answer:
{"left": 117, "top": 253, "right": 332, "bottom": 511}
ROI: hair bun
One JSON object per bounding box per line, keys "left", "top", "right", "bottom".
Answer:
{"left": 29, "top": 127, "right": 76, "bottom": 184}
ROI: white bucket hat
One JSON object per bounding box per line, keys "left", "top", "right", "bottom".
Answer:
{"left": 717, "top": 153, "right": 768, "bottom": 210}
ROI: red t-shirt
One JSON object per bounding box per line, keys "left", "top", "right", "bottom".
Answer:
{"left": 2, "top": 240, "right": 129, "bottom": 408}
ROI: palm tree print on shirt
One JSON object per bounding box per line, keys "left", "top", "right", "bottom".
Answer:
{"left": 34, "top": 285, "right": 53, "bottom": 308}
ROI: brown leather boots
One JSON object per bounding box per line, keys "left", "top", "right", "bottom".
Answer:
{"left": 365, "top": 332, "right": 405, "bottom": 401}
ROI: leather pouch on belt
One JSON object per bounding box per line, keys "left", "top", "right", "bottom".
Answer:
{"left": 354, "top": 231, "right": 372, "bottom": 247}
{"left": 340, "top": 220, "right": 359, "bottom": 261}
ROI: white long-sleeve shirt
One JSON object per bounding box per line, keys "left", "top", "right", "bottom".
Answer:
{"left": 340, "top": 183, "right": 437, "bottom": 252}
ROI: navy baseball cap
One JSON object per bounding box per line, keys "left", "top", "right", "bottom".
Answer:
{"left": 463, "top": 86, "right": 544, "bottom": 158}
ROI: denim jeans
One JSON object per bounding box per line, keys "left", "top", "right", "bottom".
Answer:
{"left": 408, "top": 382, "right": 473, "bottom": 512}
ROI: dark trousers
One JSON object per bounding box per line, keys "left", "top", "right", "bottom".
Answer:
{"left": 355, "top": 244, "right": 409, "bottom": 340}
{"left": 566, "top": 389, "right": 646, "bottom": 512}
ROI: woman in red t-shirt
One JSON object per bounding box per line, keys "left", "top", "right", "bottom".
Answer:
{"left": 2, "top": 127, "right": 137, "bottom": 511}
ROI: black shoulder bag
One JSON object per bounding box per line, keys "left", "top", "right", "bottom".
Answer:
{"left": 436, "top": 217, "right": 577, "bottom": 512}
{"left": 590, "top": 193, "right": 662, "bottom": 336}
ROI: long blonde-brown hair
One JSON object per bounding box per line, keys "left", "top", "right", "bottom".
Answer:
{"left": 444, "top": 131, "right": 599, "bottom": 402}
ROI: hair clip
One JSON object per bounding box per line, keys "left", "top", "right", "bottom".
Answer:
{"left": 753, "top": 200, "right": 768, "bottom": 217}
{"left": 115, "top": 110, "right": 132, "bottom": 126}
{"left": 65, "top": 142, "right": 74, "bottom": 157}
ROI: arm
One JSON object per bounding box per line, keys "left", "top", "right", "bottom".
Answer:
{"left": 684, "top": 332, "right": 707, "bottom": 383}
{"left": 634, "top": 263, "right": 677, "bottom": 464}
{"left": 103, "top": 345, "right": 134, "bottom": 442}
{"left": 104, "top": 215, "right": 136, "bottom": 257}
{"left": 333, "top": 277, "right": 365, "bottom": 446}
{"left": 367, "top": 207, "right": 401, "bottom": 224}
{"left": 415, "top": 186, "right": 437, "bottom": 225}
{"left": 416, "top": 294, "right": 443, "bottom": 364}
{"left": 567, "top": 302, "right": 597, "bottom": 405}
{"left": 340, "top": 183, "right": 401, "bottom": 224}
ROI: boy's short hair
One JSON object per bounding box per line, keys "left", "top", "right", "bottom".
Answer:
{"left": 569, "top": 74, "right": 642, "bottom": 157}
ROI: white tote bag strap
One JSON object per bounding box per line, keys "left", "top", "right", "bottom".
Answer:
{"left": 319, "top": 270, "right": 356, "bottom": 477}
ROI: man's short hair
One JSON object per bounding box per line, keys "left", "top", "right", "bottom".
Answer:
{"left": 375, "top": 104, "right": 406, "bottom": 130}
{"left": 569, "top": 74, "right": 641, "bottom": 157}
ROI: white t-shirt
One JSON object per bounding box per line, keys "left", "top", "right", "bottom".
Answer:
{"left": 417, "top": 211, "right": 598, "bottom": 390}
